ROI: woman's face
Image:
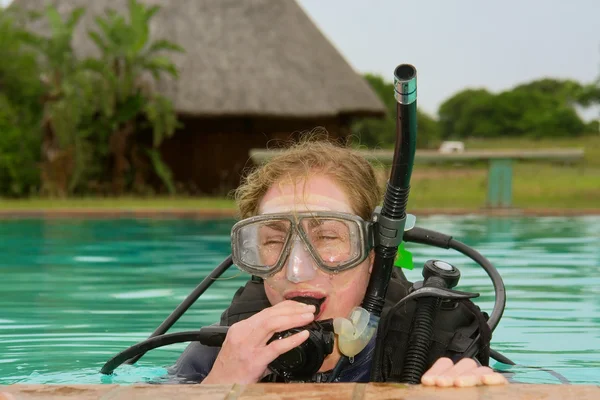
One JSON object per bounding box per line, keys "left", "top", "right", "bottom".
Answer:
{"left": 258, "top": 174, "right": 373, "bottom": 321}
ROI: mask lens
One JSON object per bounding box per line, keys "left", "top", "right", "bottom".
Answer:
{"left": 300, "top": 217, "right": 361, "bottom": 269}
{"left": 233, "top": 219, "right": 292, "bottom": 274}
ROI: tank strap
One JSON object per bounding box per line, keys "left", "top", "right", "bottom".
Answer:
{"left": 458, "top": 299, "right": 491, "bottom": 366}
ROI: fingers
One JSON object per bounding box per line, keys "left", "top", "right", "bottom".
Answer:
{"left": 455, "top": 366, "right": 507, "bottom": 387}
{"left": 260, "top": 329, "right": 310, "bottom": 365}
{"left": 258, "top": 311, "right": 315, "bottom": 342}
{"left": 221, "top": 300, "right": 315, "bottom": 360}
{"left": 436, "top": 358, "right": 479, "bottom": 387}
{"left": 422, "top": 358, "right": 509, "bottom": 388}
{"left": 206, "top": 301, "right": 316, "bottom": 384}
{"left": 454, "top": 366, "right": 492, "bottom": 387}
{"left": 245, "top": 300, "right": 315, "bottom": 343}
{"left": 480, "top": 370, "right": 509, "bottom": 386}
{"left": 260, "top": 299, "right": 317, "bottom": 317}
{"left": 421, "top": 357, "right": 454, "bottom": 386}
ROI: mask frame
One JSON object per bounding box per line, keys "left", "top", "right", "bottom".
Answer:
{"left": 231, "top": 211, "right": 375, "bottom": 278}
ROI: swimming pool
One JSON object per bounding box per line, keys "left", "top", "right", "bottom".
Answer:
{"left": 0, "top": 215, "right": 598, "bottom": 385}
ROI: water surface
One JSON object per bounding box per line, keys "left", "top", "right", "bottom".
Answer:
{"left": 0, "top": 216, "right": 598, "bottom": 385}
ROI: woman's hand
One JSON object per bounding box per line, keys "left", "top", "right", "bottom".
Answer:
{"left": 421, "top": 357, "right": 508, "bottom": 387}
{"left": 202, "top": 300, "right": 316, "bottom": 384}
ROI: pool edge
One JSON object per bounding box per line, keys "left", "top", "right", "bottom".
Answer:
{"left": 2, "top": 382, "right": 599, "bottom": 399}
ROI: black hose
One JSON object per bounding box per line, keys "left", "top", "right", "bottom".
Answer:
{"left": 488, "top": 349, "right": 570, "bottom": 384}
{"left": 447, "top": 239, "right": 505, "bottom": 331}
{"left": 101, "top": 327, "right": 229, "bottom": 375}
{"left": 490, "top": 348, "right": 515, "bottom": 365}
{"left": 125, "top": 255, "right": 233, "bottom": 364}
{"left": 399, "top": 297, "right": 441, "bottom": 383}
{"left": 403, "top": 227, "right": 506, "bottom": 332}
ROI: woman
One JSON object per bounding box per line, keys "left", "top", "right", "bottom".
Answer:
{"left": 171, "top": 136, "right": 507, "bottom": 387}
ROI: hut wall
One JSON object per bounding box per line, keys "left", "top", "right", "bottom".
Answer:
{"left": 159, "top": 116, "right": 349, "bottom": 195}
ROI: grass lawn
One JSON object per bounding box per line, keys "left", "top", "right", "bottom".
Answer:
{"left": 405, "top": 163, "right": 599, "bottom": 209}
{"left": 1, "top": 135, "right": 598, "bottom": 212}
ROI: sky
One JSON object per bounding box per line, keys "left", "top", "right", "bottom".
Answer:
{"left": 295, "top": 0, "right": 600, "bottom": 119}
{"left": 2, "top": 0, "right": 599, "bottom": 119}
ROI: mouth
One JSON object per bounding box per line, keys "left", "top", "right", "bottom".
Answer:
{"left": 285, "top": 292, "right": 327, "bottom": 319}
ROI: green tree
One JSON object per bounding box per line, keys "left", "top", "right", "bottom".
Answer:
{"left": 0, "top": 7, "right": 44, "bottom": 196}
{"left": 81, "top": 0, "right": 183, "bottom": 194}
{"left": 579, "top": 84, "right": 600, "bottom": 107}
{"left": 438, "top": 79, "right": 589, "bottom": 139}
{"left": 351, "top": 73, "right": 440, "bottom": 148}
{"left": 438, "top": 88, "right": 496, "bottom": 139}
{"left": 17, "top": 5, "right": 99, "bottom": 196}
{"left": 16, "top": 0, "right": 184, "bottom": 196}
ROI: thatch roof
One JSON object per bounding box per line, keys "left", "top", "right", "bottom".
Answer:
{"left": 11, "top": 0, "right": 386, "bottom": 118}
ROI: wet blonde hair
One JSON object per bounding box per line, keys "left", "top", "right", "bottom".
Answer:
{"left": 234, "top": 130, "right": 382, "bottom": 220}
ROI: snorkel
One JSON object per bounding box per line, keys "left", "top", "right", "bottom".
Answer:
{"left": 366, "top": 64, "right": 418, "bottom": 312}
{"left": 332, "top": 64, "right": 418, "bottom": 359}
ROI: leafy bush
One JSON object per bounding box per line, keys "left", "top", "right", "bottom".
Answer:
{"left": 0, "top": 8, "right": 43, "bottom": 196}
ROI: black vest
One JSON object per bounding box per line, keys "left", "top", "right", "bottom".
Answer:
{"left": 219, "top": 270, "right": 491, "bottom": 382}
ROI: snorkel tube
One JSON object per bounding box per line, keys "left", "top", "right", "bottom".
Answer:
{"left": 332, "top": 65, "right": 417, "bottom": 361}
{"left": 364, "top": 64, "right": 417, "bottom": 313}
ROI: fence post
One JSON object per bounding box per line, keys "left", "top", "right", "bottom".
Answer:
{"left": 487, "top": 158, "right": 513, "bottom": 208}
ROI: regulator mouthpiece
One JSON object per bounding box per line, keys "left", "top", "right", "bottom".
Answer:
{"left": 290, "top": 296, "right": 324, "bottom": 316}
{"left": 394, "top": 64, "right": 417, "bottom": 105}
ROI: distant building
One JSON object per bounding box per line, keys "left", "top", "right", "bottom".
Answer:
{"left": 12, "top": 0, "right": 385, "bottom": 194}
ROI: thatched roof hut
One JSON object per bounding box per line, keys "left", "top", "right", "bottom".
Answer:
{"left": 12, "top": 0, "right": 386, "bottom": 194}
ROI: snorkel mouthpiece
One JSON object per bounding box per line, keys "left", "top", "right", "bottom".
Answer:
{"left": 333, "top": 307, "right": 378, "bottom": 357}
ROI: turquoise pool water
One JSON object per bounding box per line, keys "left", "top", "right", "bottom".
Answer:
{"left": 0, "top": 216, "right": 599, "bottom": 385}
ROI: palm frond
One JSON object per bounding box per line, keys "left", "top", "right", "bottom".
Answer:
{"left": 65, "top": 7, "right": 85, "bottom": 32}
{"left": 142, "top": 56, "right": 179, "bottom": 79}
{"left": 44, "top": 6, "right": 67, "bottom": 39}
{"left": 88, "top": 30, "right": 108, "bottom": 53}
{"left": 146, "top": 39, "right": 185, "bottom": 55}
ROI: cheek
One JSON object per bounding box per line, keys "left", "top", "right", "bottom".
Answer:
{"left": 264, "top": 280, "right": 284, "bottom": 305}
{"left": 325, "top": 263, "right": 371, "bottom": 317}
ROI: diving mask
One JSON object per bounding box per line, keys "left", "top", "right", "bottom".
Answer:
{"left": 231, "top": 211, "right": 374, "bottom": 278}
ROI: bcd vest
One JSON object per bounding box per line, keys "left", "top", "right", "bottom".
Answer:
{"left": 219, "top": 270, "right": 491, "bottom": 382}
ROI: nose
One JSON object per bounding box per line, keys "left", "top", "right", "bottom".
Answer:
{"left": 285, "top": 236, "right": 317, "bottom": 283}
